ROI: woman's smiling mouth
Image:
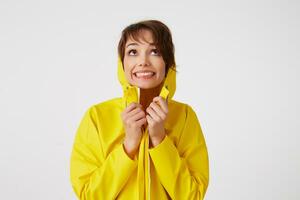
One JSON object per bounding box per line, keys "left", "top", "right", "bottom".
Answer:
{"left": 133, "top": 71, "right": 156, "bottom": 79}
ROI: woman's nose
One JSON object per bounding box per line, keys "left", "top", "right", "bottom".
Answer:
{"left": 138, "top": 54, "right": 150, "bottom": 67}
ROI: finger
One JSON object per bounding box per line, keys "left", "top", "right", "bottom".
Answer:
{"left": 127, "top": 107, "right": 143, "bottom": 118}
{"left": 153, "top": 96, "right": 168, "bottom": 113}
{"left": 122, "top": 103, "right": 137, "bottom": 120}
{"left": 146, "top": 114, "right": 154, "bottom": 125}
{"left": 124, "top": 103, "right": 143, "bottom": 115}
{"left": 149, "top": 102, "right": 167, "bottom": 120}
{"left": 146, "top": 106, "right": 160, "bottom": 122}
{"left": 124, "top": 103, "right": 138, "bottom": 113}
{"left": 136, "top": 117, "right": 147, "bottom": 127}
{"left": 128, "top": 110, "right": 145, "bottom": 122}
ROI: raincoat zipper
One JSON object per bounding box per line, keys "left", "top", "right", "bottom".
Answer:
{"left": 144, "top": 126, "right": 151, "bottom": 200}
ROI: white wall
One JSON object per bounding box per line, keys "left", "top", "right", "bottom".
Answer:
{"left": 0, "top": 0, "right": 299, "bottom": 199}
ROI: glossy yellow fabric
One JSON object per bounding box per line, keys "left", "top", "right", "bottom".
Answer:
{"left": 70, "top": 57, "right": 209, "bottom": 199}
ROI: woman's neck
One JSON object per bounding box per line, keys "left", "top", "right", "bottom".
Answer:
{"left": 139, "top": 82, "right": 163, "bottom": 110}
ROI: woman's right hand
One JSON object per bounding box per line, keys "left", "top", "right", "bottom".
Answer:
{"left": 121, "top": 102, "right": 146, "bottom": 159}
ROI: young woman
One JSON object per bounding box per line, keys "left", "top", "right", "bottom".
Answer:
{"left": 70, "top": 19, "right": 209, "bottom": 200}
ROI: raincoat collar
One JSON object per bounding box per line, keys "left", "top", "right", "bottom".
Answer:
{"left": 117, "top": 56, "right": 176, "bottom": 107}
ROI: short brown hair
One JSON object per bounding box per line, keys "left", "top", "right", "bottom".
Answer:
{"left": 117, "top": 19, "right": 176, "bottom": 73}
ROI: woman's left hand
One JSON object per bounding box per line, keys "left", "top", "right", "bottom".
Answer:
{"left": 146, "top": 96, "right": 168, "bottom": 147}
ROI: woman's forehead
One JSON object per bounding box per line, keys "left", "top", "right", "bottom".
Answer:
{"left": 125, "top": 30, "right": 156, "bottom": 47}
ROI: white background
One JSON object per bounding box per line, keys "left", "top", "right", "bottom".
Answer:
{"left": 0, "top": 0, "right": 299, "bottom": 199}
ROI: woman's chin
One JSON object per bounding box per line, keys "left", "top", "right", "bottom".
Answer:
{"left": 128, "top": 78, "right": 164, "bottom": 89}
{"left": 136, "top": 84, "right": 156, "bottom": 89}
{"left": 135, "top": 82, "right": 161, "bottom": 90}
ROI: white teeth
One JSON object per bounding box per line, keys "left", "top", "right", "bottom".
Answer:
{"left": 135, "top": 72, "right": 155, "bottom": 78}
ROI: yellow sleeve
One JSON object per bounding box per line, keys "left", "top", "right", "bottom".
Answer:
{"left": 149, "top": 104, "right": 209, "bottom": 200}
{"left": 70, "top": 106, "right": 138, "bottom": 200}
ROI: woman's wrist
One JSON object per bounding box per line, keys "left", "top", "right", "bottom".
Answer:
{"left": 150, "top": 134, "right": 166, "bottom": 148}
{"left": 123, "top": 138, "right": 139, "bottom": 159}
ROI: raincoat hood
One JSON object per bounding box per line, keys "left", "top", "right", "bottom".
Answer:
{"left": 117, "top": 56, "right": 176, "bottom": 106}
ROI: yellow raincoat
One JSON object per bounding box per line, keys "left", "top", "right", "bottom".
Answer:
{"left": 70, "top": 57, "right": 209, "bottom": 199}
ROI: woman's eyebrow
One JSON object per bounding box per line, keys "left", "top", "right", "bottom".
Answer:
{"left": 126, "top": 42, "right": 155, "bottom": 48}
{"left": 126, "top": 43, "right": 138, "bottom": 48}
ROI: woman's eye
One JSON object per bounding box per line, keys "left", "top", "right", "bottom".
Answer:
{"left": 127, "top": 49, "right": 160, "bottom": 56}
{"left": 128, "top": 49, "right": 137, "bottom": 55}
{"left": 151, "top": 49, "right": 160, "bottom": 55}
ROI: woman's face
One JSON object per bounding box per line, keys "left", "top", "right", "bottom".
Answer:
{"left": 123, "top": 29, "right": 166, "bottom": 89}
